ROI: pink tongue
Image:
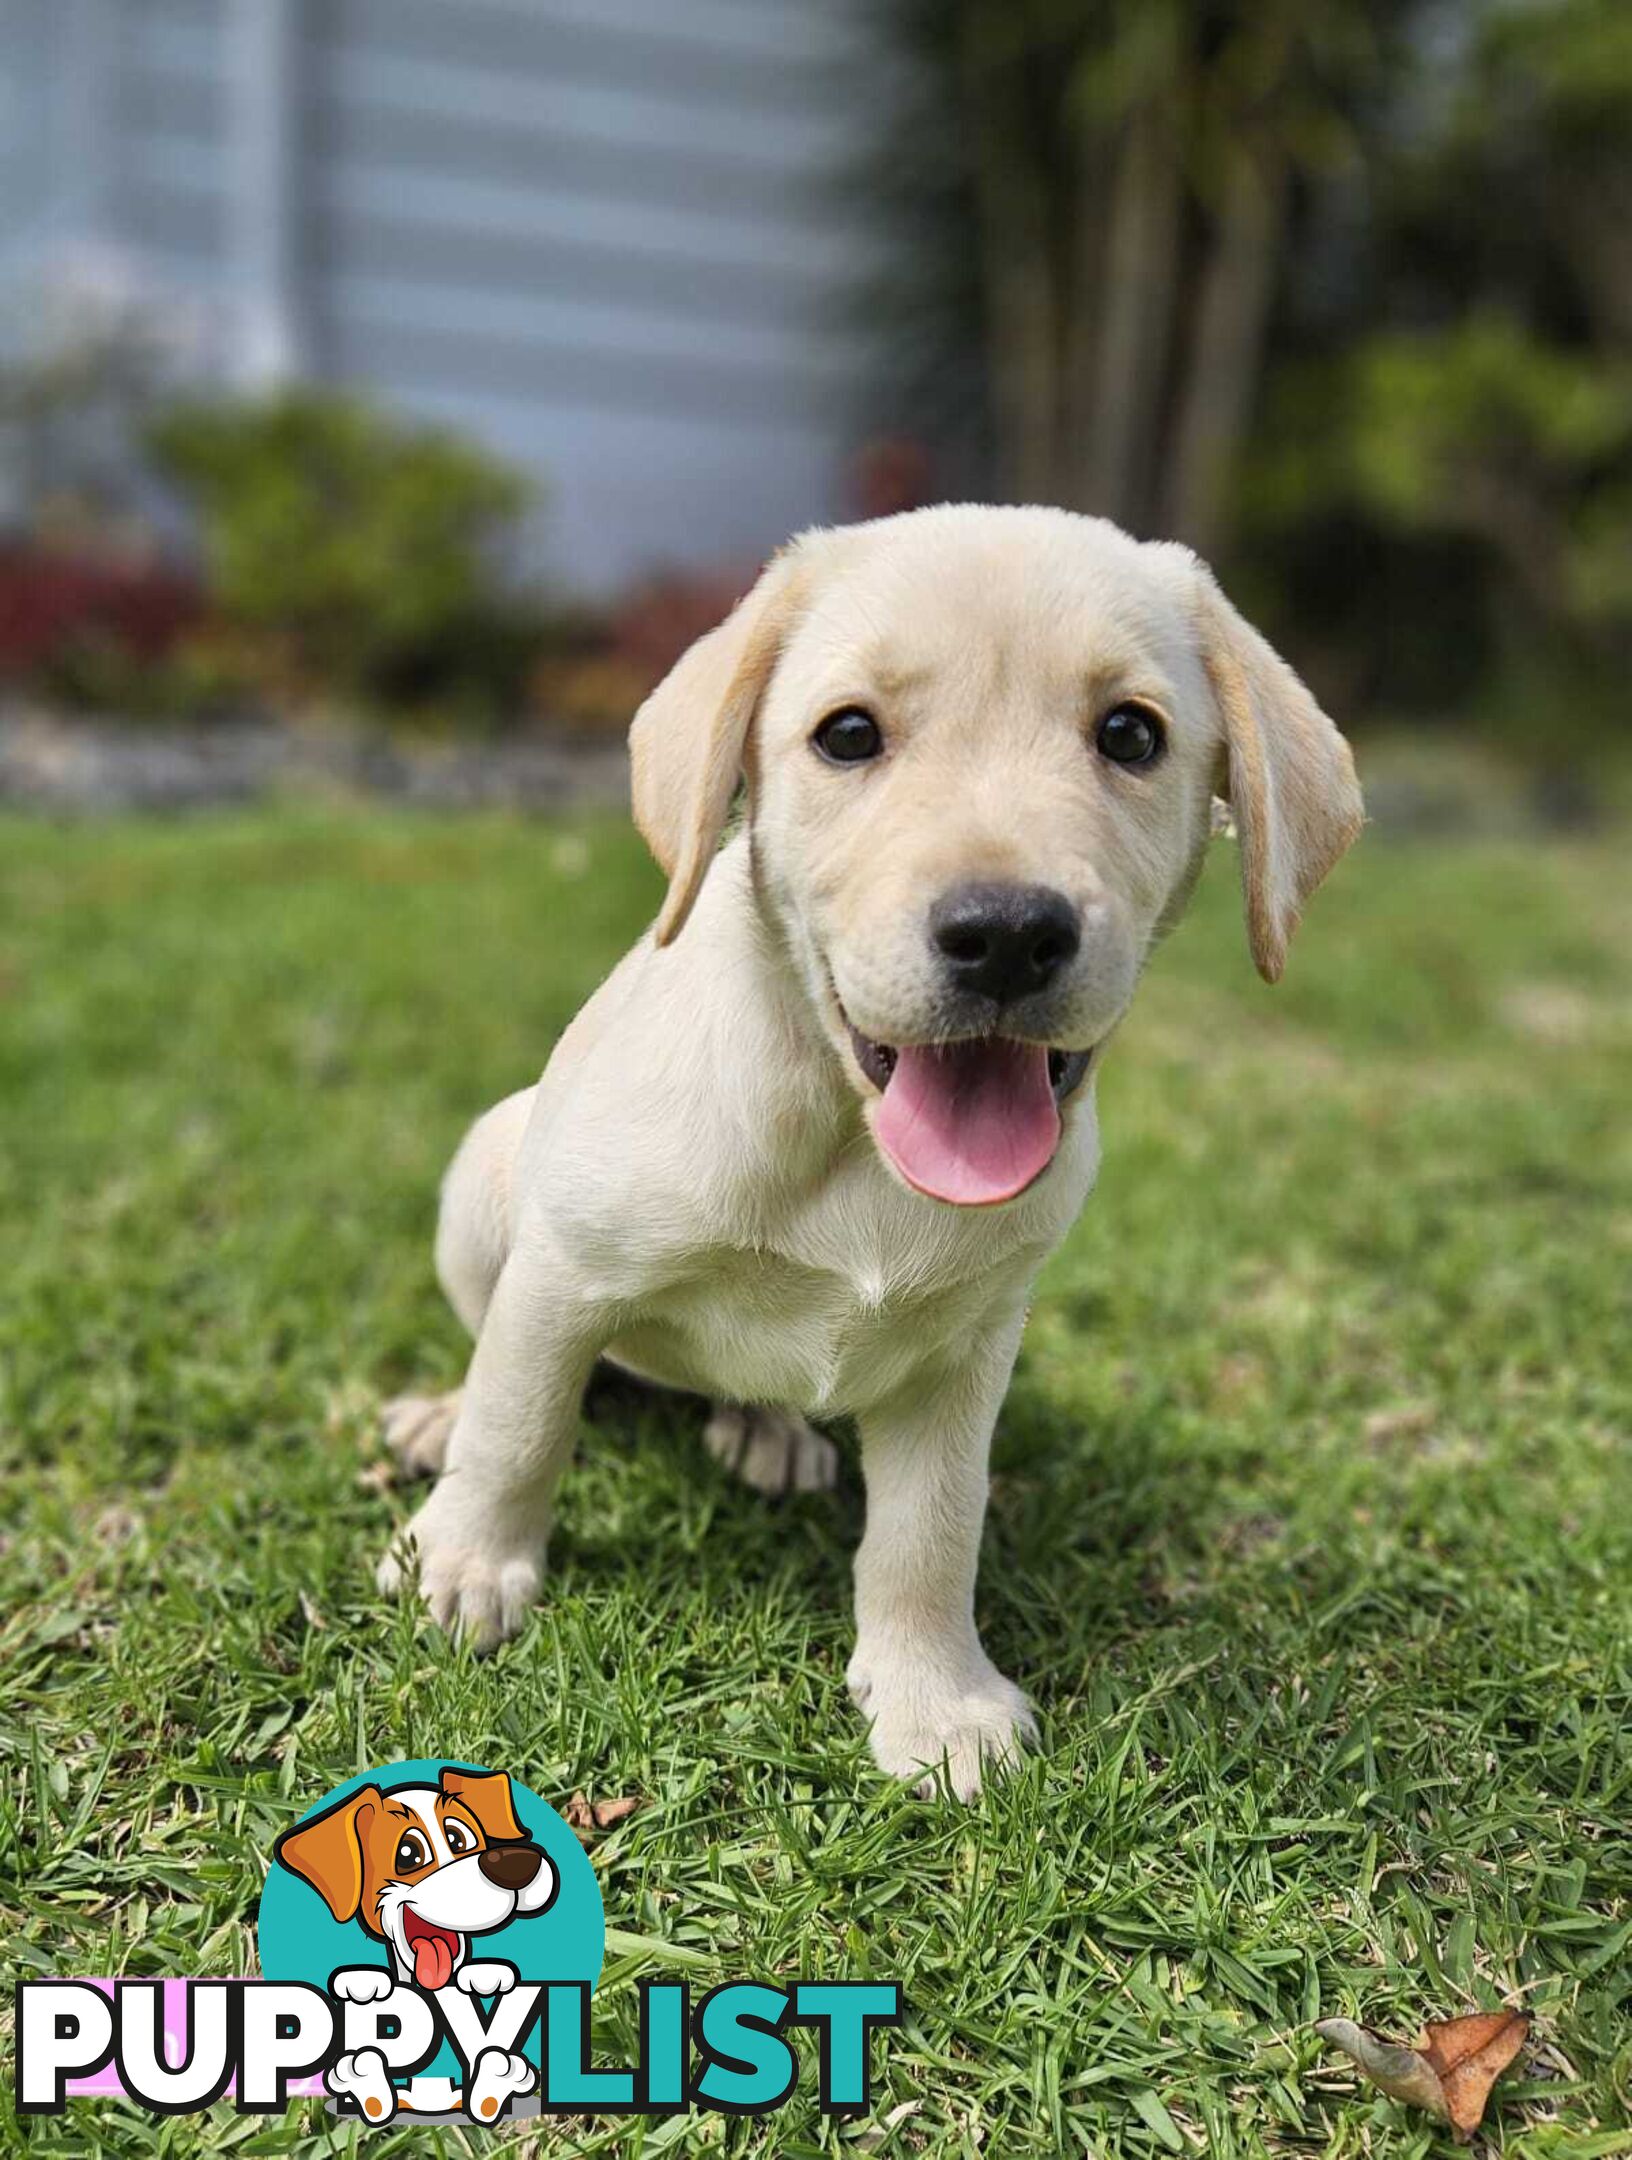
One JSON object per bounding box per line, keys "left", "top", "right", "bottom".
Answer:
{"left": 413, "top": 1933, "right": 453, "bottom": 1991}
{"left": 874, "top": 1040, "right": 1059, "bottom": 1205}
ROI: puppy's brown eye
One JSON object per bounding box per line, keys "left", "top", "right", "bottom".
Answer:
{"left": 445, "top": 1821, "right": 472, "bottom": 1853}
{"left": 813, "top": 707, "right": 882, "bottom": 764}
{"left": 394, "top": 1831, "right": 430, "bottom": 1872}
{"left": 1096, "top": 704, "right": 1164, "bottom": 767}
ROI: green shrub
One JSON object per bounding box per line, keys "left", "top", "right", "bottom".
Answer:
{"left": 147, "top": 391, "right": 536, "bottom": 720}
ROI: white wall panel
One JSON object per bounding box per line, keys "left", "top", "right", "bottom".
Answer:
{"left": 5, "top": 0, "right": 867, "bottom": 583}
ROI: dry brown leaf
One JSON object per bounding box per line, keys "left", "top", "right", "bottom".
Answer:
{"left": 592, "top": 1795, "right": 640, "bottom": 1827}
{"left": 1315, "top": 2011, "right": 1529, "bottom": 2141}
{"left": 561, "top": 1790, "right": 642, "bottom": 1840}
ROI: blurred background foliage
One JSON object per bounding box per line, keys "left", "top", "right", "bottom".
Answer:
{"left": 0, "top": 0, "right": 1628, "bottom": 754}
{"left": 854, "top": 0, "right": 1632, "bottom": 744}
{"left": 146, "top": 394, "right": 540, "bottom": 721}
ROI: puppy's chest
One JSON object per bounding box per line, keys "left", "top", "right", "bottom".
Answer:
{"left": 609, "top": 1201, "right": 1033, "bottom": 1417}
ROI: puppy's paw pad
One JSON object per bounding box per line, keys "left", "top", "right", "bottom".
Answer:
{"left": 705, "top": 1404, "right": 839, "bottom": 1495}
{"left": 380, "top": 1390, "right": 461, "bottom": 1477}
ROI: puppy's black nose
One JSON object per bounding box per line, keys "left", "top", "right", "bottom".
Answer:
{"left": 930, "top": 882, "right": 1081, "bottom": 1006}
{"left": 478, "top": 1843, "right": 544, "bottom": 1890}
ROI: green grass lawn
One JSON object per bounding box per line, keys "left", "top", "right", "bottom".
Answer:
{"left": 2, "top": 809, "right": 1629, "bottom": 2158}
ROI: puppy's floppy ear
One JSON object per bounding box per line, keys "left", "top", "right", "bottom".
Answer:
{"left": 629, "top": 548, "right": 808, "bottom": 945}
{"left": 440, "top": 1766, "right": 526, "bottom": 1843}
{"left": 1195, "top": 565, "right": 1364, "bottom": 983}
{"left": 273, "top": 1785, "right": 381, "bottom": 1923}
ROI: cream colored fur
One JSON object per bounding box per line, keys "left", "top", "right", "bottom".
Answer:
{"left": 379, "top": 505, "right": 1362, "bottom": 1798}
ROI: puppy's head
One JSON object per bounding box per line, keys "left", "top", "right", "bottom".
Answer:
{"left": 631, "top": 505, "right": 1362, "bottom": 1207}
{"left": 274, "top": 1768, "right": 557, "bottom": 1990}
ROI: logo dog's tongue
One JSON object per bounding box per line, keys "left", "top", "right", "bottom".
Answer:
{"left": 408, "top": 1919, "right": 456, "bottom": 1991}
{"left": 874, "top": 1039, "right": 1059, "bottom": 1205}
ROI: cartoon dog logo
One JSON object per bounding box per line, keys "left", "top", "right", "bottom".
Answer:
{"left": 274, "top": 1765, "right": 557, "bottom": 2120}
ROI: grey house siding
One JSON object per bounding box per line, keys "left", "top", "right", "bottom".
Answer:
{"left": 1, "top": 0, "right": 866, "bottom": 587}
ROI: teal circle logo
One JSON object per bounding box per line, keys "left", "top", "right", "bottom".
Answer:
{"left": 257, "top": 1760, "right": 602, "bottom": 2120}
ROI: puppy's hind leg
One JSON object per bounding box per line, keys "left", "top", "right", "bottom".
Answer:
{"left": 381, "top": 1088, "right": 535, "bottom": 1478}
{"left": 435, "top": 1086, "right": 536, "bottom": 1337}
{"left": 381, "top": 1387, "right": 462, "bottom": 1477}
{"left": 705, "top": 1404, "right": 839, "bottom": 1495}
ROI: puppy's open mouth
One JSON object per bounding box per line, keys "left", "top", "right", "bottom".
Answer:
{"left": 402, "top": 1907, "right": 461, "bottom": 1991}
{"left": 846, "top": 1023, "right": 1093, "bottom": 1207}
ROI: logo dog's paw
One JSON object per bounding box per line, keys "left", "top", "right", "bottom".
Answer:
{"left": 465, "top": 2047, "right": 535, "bottom": 2122}
{"left": 330, "top": 1965, "right": 395, "bottom": 2004}
{"left": 455, "top": 1959, "right": 518, "bottom": 1997}
{"left": 328, "top": 2047, "right": 397, "bottom": 2121}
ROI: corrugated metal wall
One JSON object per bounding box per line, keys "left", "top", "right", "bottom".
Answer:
{"left": 0, "top": 0, "right": 62, "bottom": 253}
{"left": 122, "top": 0, "right": 231, "bottom": 287}
{"left": 0, "top": 0, "right": 867, "bottom": 587}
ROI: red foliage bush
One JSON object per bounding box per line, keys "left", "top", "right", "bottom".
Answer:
{"left": 608, "top": 561, "right": 762, "bottom": 691}
{"left": 0, "top": 542, "right": 203, "bottom": 684}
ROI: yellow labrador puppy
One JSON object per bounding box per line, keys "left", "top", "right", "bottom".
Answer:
{"left": 380, "top": 504, "right": 1362, "bottom": 1797}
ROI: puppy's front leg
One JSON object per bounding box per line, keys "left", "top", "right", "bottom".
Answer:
{"left": 377, "top": 1251, "right": 603, "bottom": 1648}
{"left": 847, "top": 1315, "right": 1035, "bottom": 1801}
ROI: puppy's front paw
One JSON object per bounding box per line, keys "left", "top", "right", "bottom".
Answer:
{"left": 848, "top": 1647, "right": 1037, "bottom": 1801}
{"left": 377, "top": 1483, "right": 545, "bottom": 1650}
{"left": 331, "top": 1966, "right": 395, "bottom": 2004}
{"left": 456, "top": 1960, "right": 517, "bottom": 1998}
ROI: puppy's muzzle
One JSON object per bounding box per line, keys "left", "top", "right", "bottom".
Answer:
{"left": 478, "top": 1843, "right": 546, "bottom": 1890}
{"left": 930, "top": 882, "right": 1081, "bottom": 1007}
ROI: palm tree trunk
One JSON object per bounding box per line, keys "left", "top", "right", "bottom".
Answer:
{"left": 1162, "top": 147, "right": 1287, "bottom": 553}
{"left": 962, "top": 15, "right": 1059, "bottom": 499}
{"left": 1073, "top": 101, "right": 1184, "bottom": 525}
